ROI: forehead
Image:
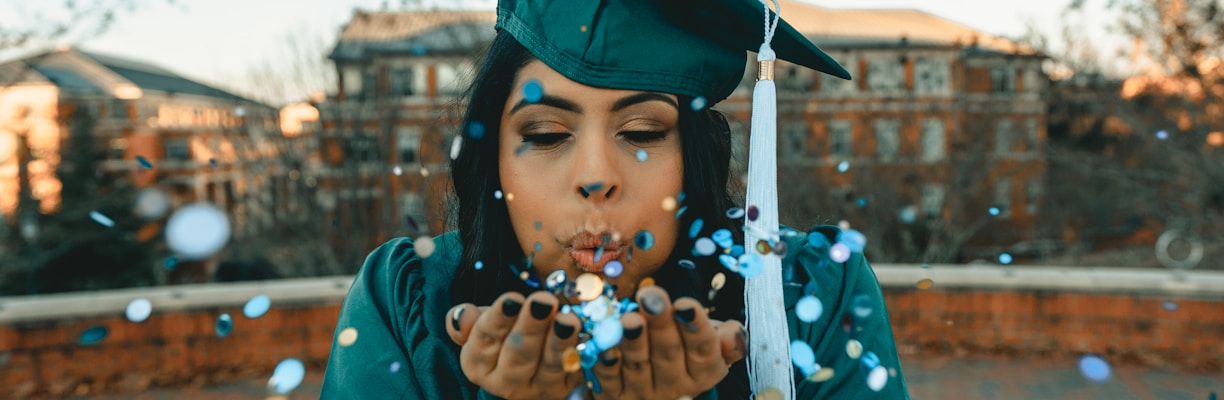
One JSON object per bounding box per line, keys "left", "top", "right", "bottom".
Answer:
{"left": 510, "top": 60, "right": 680, "bottom": 105}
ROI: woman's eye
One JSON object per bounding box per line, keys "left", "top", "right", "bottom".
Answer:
{"left": 620, "top": 130, "right": 667, "bottom": 143}
{"left": 521, "top": 133, "right": 569, "bottom": 147}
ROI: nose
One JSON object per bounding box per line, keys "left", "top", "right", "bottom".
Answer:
{"left": 573, "top": 135, "right": 621, "bottom": 203}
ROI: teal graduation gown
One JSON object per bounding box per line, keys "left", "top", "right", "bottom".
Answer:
{"left": 321, "top": 226, "right": 911, "bottom": 399}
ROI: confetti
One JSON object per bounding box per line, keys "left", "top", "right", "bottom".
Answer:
{"left": 747, "top": 205, "right": 759, "bottom": 221}
{"left": 165, "top": 204, "right": 230, "bottom": 260}
{"left": 136, "top": 155, "right": 154, "bottom": 169}
{"left": 411, "top": 43, "right": 427, "bottom": 56}
{"left": 829, "top": 243, "right": 851, "bottom": 263}
{"left": 1155, "top": 130, "right": 1169, "bottom": 140}
{"left": 790, "top": 340, "right": 818, "bottom": 376}
{"left": 466, "top": 121, "right": 486, "bottom": 139}
{"left": 998, "top": 253, "right": 1013, "bottom": 265}
{"left": 678, "top": 259, "right": 696, "bottom": 269}
{"left": 414, "top": 235, "right": 437, "bottom": 258}
{"left": 837, "top": 161, "right": 850, "bottom": 173}
{"left": 737, "top": 253, "right": 763, "bottom": 278}
{"left": 807, "top": 367, "right": 835, "bottom": 382}
{"left": 989, "top": 207, "right": 1001, "bottom": 216}
{"left": 839, "top": 229, "right": 867, "bottom": 252}
{"left": 851, "top": 294, "right": 873, "bottom": 318}
{"left": 164, "top": 257, "right": 178, "bottom": 270}
{"left": 393, "top": 166, "right": 402, "bottom": 176}
{"left": 661, "top": 196, "right": 677, "bottom": 211}
{"left": 523, "top": 80, "right": 544, "bottom": 103}
{"left": 126, "top": 298, "right": 152, "bottom": 323}
{"left": 916, "top": 278, "right": 934, "bottom": 290}
{"left": 79, "top": 326, "right": 108, "bottom": 346}
{"left": 244, "top": 295, "right": 271, "bottom": 319}
{"left": 269, "top": 358, "right": 306, "bottom": 394}
{"left": 494, "top": 190, "right": 504, "bottom": 200}
{"left": 688, "top": 218, "right": 704, "bottom": 239}
{"left": 1078, "top": 354, "right": 1111, "bottom": 382}
{"left": 603, "top": 260, "right": 624, "bottom": 278}
{"left": 711, "top": 272, "right": 726, "bottom": 290}
{"left": 795, "top": 295, "right": 823, "bottom": 322}
{"left": 89, "top": 211, "right": 115, "bottom": 228}
{"left": 636, "top": 149, "right": 648, "bottom": 162}
{"left": 634, "top": 231, "right": 655, "bottom": 251}
{"left": 711, "top": 229, "right": 733, "bottom": 249}
{"left": 546, "top": 270, "right": 567, "bottom": 292}
{"left": 450, "top": 135, "right": 463, "bottom": 160}
{"left": 690, "top": 96, "right": 708, "bottom": 111}
{"left": 866, "top": 365, "right": 888, "bottom": 392}
{"left": 338, "top": 327, "right": 358, "bottom": 347}
{"left": 807, "top": 232, "right": 829, "bottom": 248}
{"left": 845, "top": 339, "right": 863, "bottom": 359}
{"left": 474, "top": 261, "right": 484, "bottom": 271}
{"left": 574, "top": 273, "right": 604, "bottom": 302}
{"left": 591, "top": 319, "right": 624, "bottom": 351}
{"left": 215, "top": 313, "right": 233, "bottom": 337}
{"left": 134, "top": 187, "right": 171, "bottom": 220}
{"left": 562, "top": 348, "right": 581, "bottom": 372}
{"left": 725, "top": 207, "right": 745, "bottom": 219}
{"left": 390, "top": 361, "right": 401, "bottom": 373}
{"left": 1162, "top": 301, "right": 1178, "bottom": 312}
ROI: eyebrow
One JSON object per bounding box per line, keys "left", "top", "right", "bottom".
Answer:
{"left": 508, "top": 92, "right": 679, "bottom": 115}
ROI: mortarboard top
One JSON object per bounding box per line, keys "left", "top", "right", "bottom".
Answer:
{"left": 495, "top": 0, "right": 851, "bottom": 105}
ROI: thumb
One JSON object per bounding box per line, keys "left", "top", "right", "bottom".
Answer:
{"left": 446, "top": 303, "right": 482, "bottom": 345}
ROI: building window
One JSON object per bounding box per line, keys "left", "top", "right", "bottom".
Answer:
{"left": 994, "top": 177, "right": 1012, "bottom": 217}
{"left": 1023, "top": 66, "right": 1041, "bottom": 93}
{"left": 921, "top": 184, "right": 945, "bottom": 218}
{"left": 778, "top": 63, "right": 814, "bottom": 92}
{"left": 345, "top": 136, "right": 377, "bottom": 162}
{"left": 874, "top": 119, "right": 900, "bottom": 161}
{"left": 1025, "top": 179, "right": 1042, "bottom": 214}
{"left": 107, "top": 138, "right": 127, "bottom": 159}
{"left": 995, "top": 119, "right": 1014, "bottom": 155}
{"left": 390, "top": 68, "right": 415, "bottom": 96}
{"left": 991, "top": 65, "right": 1016, "bottom": 93}
{"left": 867, "top": 58, "right": 904, "bottom": 92}
{"left": 436, "top": 63, "right": 465, "bottom": 96}
{"left": 822, "top": 68, "right": 855, "bottom": 96}
{"left": 913, "top": 57, "right": 950, "bottom": 95}
{"left": 829, "top": 119, "right": 852, "bottom": 158}
{"left": 164, "top": 139, "right": 190, "bottom": 161}
{"left": 1025, "top": 118, "right": 1040, "bottom": 152}
{"left": 920, "top": 118, "right": 945, "bottom": 162}
{"left": 343, "top": 67, "right": 363, "bottom": 99}
{"left": 397, "top": 127, "right": 421, "bottom": 165}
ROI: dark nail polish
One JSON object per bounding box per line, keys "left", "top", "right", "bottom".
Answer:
{"left": 641, "top": 293, "right": 666, "bottom": 315}
{"left": 450, "top": 307, "right": 464, "bottom": 331}
{"left": 600, "top": 354, "right": 619, "bottom": 366}
{"left": 674, "top": 308, "right": 698, "bottom": 333}
{"left": 624, "top": 326, "right": 643, "bottom": 340}
{"left": 553, "top": 321, "right": 575, "bottom": 340}
{"left": 501, "top": 299, "right": 522, "bottom": 317}
{"left": 529, "top": 301, "right": 552, "bottom": 320}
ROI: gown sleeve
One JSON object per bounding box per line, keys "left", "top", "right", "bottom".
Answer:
{"left": 321, "top": 237, "right": 486, "bottom": 399}
{"left": 785, "top": 226, "right": 912, "bottom": 399}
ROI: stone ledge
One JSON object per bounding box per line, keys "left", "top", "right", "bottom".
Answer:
{"left": 0, "top": 276, "right": 354, "bottom": 324}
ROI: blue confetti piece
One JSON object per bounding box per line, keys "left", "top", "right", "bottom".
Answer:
{"left": 989, "top": 207, "right": 1001, "bottom": 216}
{"left": 594, "top": 247, "right": 605, "bottom": 263}
{"left": 851, "top": 293, "right": 873, "bottom": 318}
{"left": 1155, "top": 130, "right": 1168, "bottom": 140}
{"left": 603, "top": 260, "right": 624, "bottom": 278}
{"left": 674, "top": 205, "right": 688, "bottom": 219}
{"left": 244, "top": 295, "right": 271, "bottom": 318}
{"left": 693, "top": 237, "right": 717, "bottom": 256}
{"left": 688, "top": 218, "right": 704, "bottom": 239}
{"left": 474, "top": 261, "right": 484, "bottom": 270}
{"left": 634, "top": 230, "right": 655, "bottom": 251}
{"left": 636, "top": 149, "right": 648, "bottom": 162}
{"left": 719, "top": 254, "right": 738, "bottom": 270}
{"left": 856, "top": 197, "right": 868, "bottom": 208}
{"left": 999, "top": 253, "right": 1014, "bottom": 265}
{"left": 711, "top": 229, "right": 733, "bottom": 249}
{"left": 522, "top": 80, "right": 543, "bottom": 103}
{"left": 136, "top": 155, "right": 153, "bottom": 170}
{"left": 807, "top": 232, "right": 829, "bottom": 249}
{"left": 690, "top": 96, "right": 707, "bottom": 111}
{"left": 411, "top": 43, "right": 427, "bottom": 56}
{"left": 796, "top": 295, "right": 823, "bottom": 322}
{"left": 163, "top": 257, "right": 178, "bottom": 270}
{"left": 725, "top": 207, "right": 745, "bottom": 219}
{"left": 678, "top": 259, "right": 696, "bottom": 269}
{"left": 270, "top": 358, "right": 306, "bottom": 394}
{"left": 730, "top": 244, "right": 745, "bottom": 258}
{"left": 837, "top": 161, "right": 850, "bottom": 173}
{"left": 790, "top": 340, "right": 817, "bottom": 376}
{"left": 839, "top": 229, "right": 867, "bottom": 253}
{"left": 89, "top": 211, "right": 115, "bottom": 227}
{"left": 215, "top": 313, "right": 233, "bottom": 337}
{"left": 79, "top": 326, "right": 108, "bottom": 346}
{"left": 738, "top": 253, "right": 763, "bottom": 278}
{"left": 1078, "top": 354, "right": 1111, "bottom": 382}
{"left": 466, "top": 121, "right": 486, "bottom": 139}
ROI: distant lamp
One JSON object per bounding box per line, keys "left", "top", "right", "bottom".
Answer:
{"left": 112, "top": 84, "right": 143, "bottom": 100}
{"left": 1207, "top": 131, "right": 1224, "bottom": 147}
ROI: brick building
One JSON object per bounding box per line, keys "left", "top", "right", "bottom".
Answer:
{"left": 319, "top": 2, "right": 1049, "bottom": 263}
{"left": 0, "top": 48, "right": 294, "bottom": 271}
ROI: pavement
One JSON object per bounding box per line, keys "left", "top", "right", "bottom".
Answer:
{"left": 77, "top": 354, "right": 1222, "bottom": 399}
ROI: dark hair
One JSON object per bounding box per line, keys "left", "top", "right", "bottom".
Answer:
{"left": 447, "top": 31, "right": 745, "bottom": 321}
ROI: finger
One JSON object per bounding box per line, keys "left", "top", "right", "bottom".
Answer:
{"left": 638, "top": 286, "right": 687, "bottom": 386}
{"left": 673, "top": 298, "right": 726, "bottom": 385}
{"left": 617, "top": 311, "right": 652, "bottom": 398}
{"left": 446, "top": 303, "right": 481, "bottom": 345}
{"left": 496, "top": 291, "right": 558, "bottom": 387}
{"left": 460, "top": 293, "right": 524, "bottom": 382}
{"left": 715, "top": 319, "right": 746, "bottom": 367}
{"left": 534, "top": 305, "right": 580, "bottom": 388}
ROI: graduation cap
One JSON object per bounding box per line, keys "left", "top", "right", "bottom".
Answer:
{"left": 496, "top": 0, "right": 850, "bottom": 397}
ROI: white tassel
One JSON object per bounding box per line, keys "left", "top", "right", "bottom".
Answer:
{"left": 745, "top": 1, "right": 793, "bottom": 398}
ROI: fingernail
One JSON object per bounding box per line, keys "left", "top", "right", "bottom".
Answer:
{"left": 641, "top": 292, "right": 666, "bottom": 315}
{"left": 529, "top": 301, "right": 552, "bottom": 320}
{"left": 600, "top": 354, "right": 619, "bottom": 366}
{"left": 502, "top": 298, "right": 522, "bottom": 317}
{"left": 451, "top": 307, "right": 464, "bottom": 331}
{"left": 553, "top": 321, "right": 575, "bottom": 340}
{"left": 674, "top": 308, "right": 698, "bottom": 333}
{"left": 624, "top": 326, "right": 643, "bottom": 340}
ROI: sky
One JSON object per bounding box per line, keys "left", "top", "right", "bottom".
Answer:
{"left": 0, "top": 0, "right": 1121, "bottom": 105}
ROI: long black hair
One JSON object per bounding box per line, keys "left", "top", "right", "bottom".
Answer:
{"left": 447, "top": 31, "right": 745, "bottom": 322}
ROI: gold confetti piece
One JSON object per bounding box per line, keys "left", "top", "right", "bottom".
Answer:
{"left": 711, "top": 272, "right": 726, "bottom": 290}
{"left": 638, "top": 277, "right": 656, "bottom": 288}
{"left": 661, "top": 196, "right": 677, "bottom": 211}
{"left": 756, "top": 240, "right": 772, "bottom": 254}
{"left": 338, "top": 327, "right": 358, "bottom": 347}
{"left": 807, "top": 367, "right": 835, "bottom": 382}
{"left": 846, "top": 339, "right": 863, "bottom": 359}
{"left": 755, "top": 388, "right": 783, "bottom": 400}
{"left": 916, "top": 278, "right": 934, "bottom": 290}
{"left": 575, "top": 273, "right": 604, "bottom": 302}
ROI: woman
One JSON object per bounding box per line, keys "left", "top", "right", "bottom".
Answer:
{"left": 322, "top": 1, "right": 910, "bottom": 399}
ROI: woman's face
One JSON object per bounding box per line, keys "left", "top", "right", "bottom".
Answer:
{"left": 499, "top": 60, "right": 683, "bottom": 300}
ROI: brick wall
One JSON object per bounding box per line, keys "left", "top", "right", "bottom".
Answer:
{"left": 2, "top": 270, "right": 1222, "bottom": 398}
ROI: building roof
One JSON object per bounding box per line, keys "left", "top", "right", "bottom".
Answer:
{"left": 781, "top": 1, "right": 1034, "bottom": 54}
{"left": 329, "top": 10, "right": 496, "bottom": 61}
{"left": 0, "top": 48, "right": 261, "bottom": 104}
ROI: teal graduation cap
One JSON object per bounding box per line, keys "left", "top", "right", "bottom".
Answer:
{"left": 495, "top": 1, "right": 851, "bottom": 398}
{"left": 495, "top": 0, "right": 851, "bottom": 105}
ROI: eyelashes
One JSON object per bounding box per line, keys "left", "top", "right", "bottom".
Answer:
{"left": 519, "top": 131, "right": 668, "bottom": 149}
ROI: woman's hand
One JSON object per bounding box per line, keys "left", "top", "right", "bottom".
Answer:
{"left": 447, "top": 292, "right": 585, "bottom": 399}
{"left": 590, "top": 286, "right": 747, "bottom": 400}
{"left": 448, "top": 287, "right": 747, "bottom": 400}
